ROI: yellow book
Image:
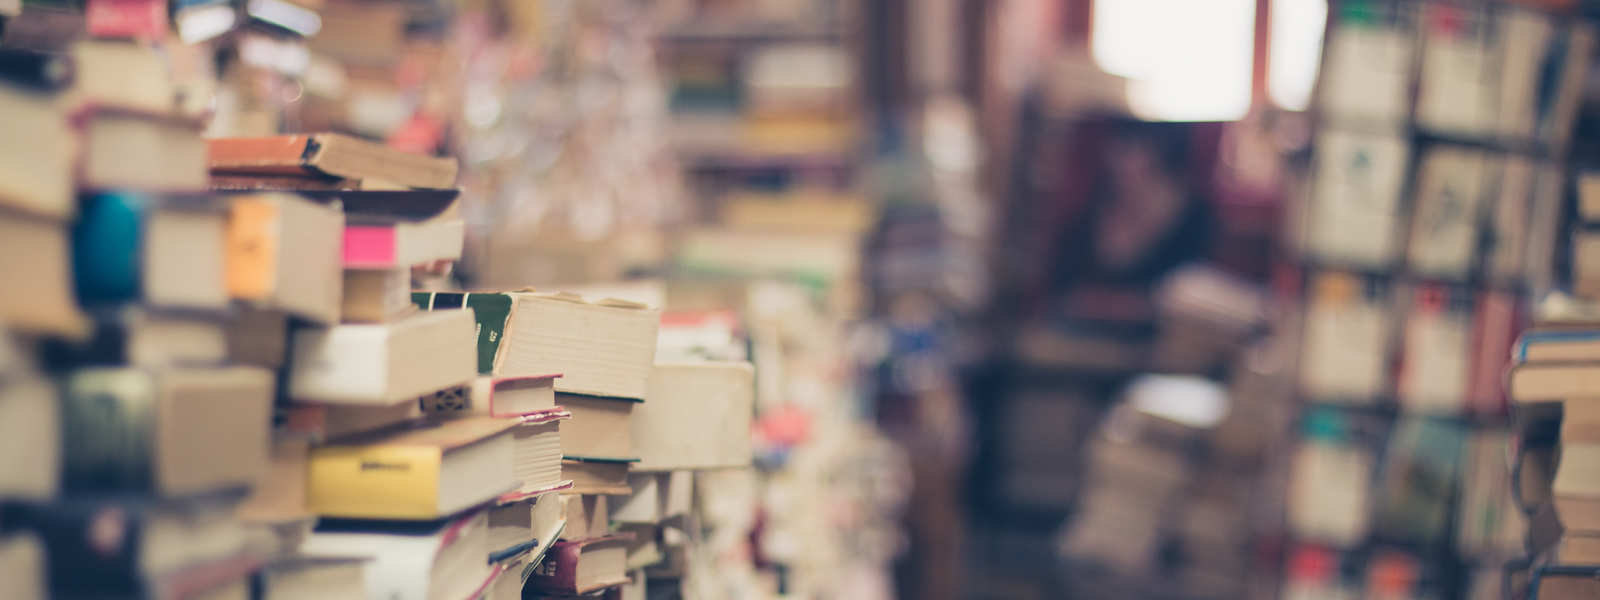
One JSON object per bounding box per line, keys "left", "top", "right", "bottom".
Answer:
{"left": 308, "top": 417, "right": 517, "bottom": 520}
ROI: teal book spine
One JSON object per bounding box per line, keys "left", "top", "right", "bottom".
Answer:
{"left": 72, "top": 192, "right": 146, "bottom": 304}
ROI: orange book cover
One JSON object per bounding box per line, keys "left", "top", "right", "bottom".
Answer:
{"left": 208, "top": 135, "right": 316, "bottom": 176}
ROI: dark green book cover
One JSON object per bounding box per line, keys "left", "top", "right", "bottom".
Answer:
{"left": 413, "top": 291, "right": 514, "bottom": 374}
{"left": 60, "top": 369, "right": 157, "bottom": 492}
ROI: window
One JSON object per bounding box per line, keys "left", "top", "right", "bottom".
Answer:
{"left": 1091, "top": 0, "right": 1257, "bottom": 121}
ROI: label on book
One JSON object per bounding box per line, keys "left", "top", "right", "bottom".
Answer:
{"left": 413, "top": 292, "right": 513, "bottom": 374}
{"left": 307, "top": 445, "right": 443, "bottom": 519}
{"left": 61, "top": 370, "right": 157, "bottom": 492}
{"left": 225, "top": 196, "right": 280, "bottom": 301}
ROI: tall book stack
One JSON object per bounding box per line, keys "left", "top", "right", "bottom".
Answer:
{"left": 1285, "top": 1, "right": 1590, "bottom": 597}
{"left": 1505, "top": 176, "right": 1600, "bottom": 598}
{"left": 0, "top": 19, "right": 279, "bottom": 598}
{"left": 411, "top": 290, "right": 759, "bottom": 599}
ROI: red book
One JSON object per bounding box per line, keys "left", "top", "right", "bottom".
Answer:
{"left": 527, "top": 534, "right": 633, "bottom": 595}
{"left": 86, "top": 0, "right": 168, "bottom": 39}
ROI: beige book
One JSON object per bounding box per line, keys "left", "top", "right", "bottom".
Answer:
{"left": 1556, "top": 443, "right": 1600, "bottom": 532}
{"left": 341, "top": 267, "right": 414, "bottom": 323}
{"left": 0, "top": 534, "right": 44, "bottom": 600}
{"left": 226, "top": 307, "right": 287, "bottom": 368}
{"left": 1558, "top": 534, "right": 1600, "bottom": 565}
{"left": 559, "top": 393, "right": 637, "bottom": 460}
{"left": 225, "top": 194, "right": 344, "bottom": 324}
{"left": 62, "top": 366, "right": 274, "bottom": 497}
{"left": 0, "top": 83, "right": 73, "bottom": 220}
{"left": 0, "top": 378, "right": 58, "bottom": 500}
{"left": 632, "top": 362, "right": 754, "bottom": 471}
{"left": 562, "top": 459, "right": 632, "bottom": 496}
{"left": 68, "top": 40, "right": 175, "bottom": 113}
{"left": 561, "top": 494, "right": 610, "bottom": 541}
{"left": 235, "top": 437, "right": 312, "bottom": 526}
{"left": 82, "top": 111, "right": 207, "bottom": 193}
{"left": 0, "top": 212, "right": 87, "bottom": 337}
{"left": 1509, "top": 363, "right": 1600, "bottom": 403}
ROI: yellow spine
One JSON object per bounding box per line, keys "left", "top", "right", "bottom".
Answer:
{"left": 225, "top": 196, "right": 279, "bottom": 300}
{"left": 307, "top": 444, "right": 443, "bottom": 519}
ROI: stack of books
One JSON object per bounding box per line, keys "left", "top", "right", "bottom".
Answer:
{"left": 0, "top": 26, "right": 276, "bottom": 598}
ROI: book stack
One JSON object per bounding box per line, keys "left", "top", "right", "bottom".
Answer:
{"left": 0, "top": 20, "right": 279, "bottom": 597}
{"left": 195, "top": 132, "right": 497, "bottom": 599}
{"left": 1285, "top": 2, "right": 1591, "bottom": 596}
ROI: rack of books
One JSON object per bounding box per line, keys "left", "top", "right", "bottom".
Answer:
{"left": 1281, "top": 1, "right": 1592, "bottom": 597}
{"left": 0, "top": 1, "right": 830, "bottom": 598}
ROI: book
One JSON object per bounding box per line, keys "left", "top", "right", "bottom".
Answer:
{"left": 225, "top": 306, "right": 287, "bottom": 368}
{"left": 1533, "top": 566, "right": 1600, "bottom": 600}
{"left": 285, "top": 401, "right": 421, "bottom": 442}
{"left": 1575, "top": 230, "right": 1600, "bottom": 299}
{"left": 1508, "top": 364, "right": 1600, "bottom": 403}
{"left": 61, "top": 366, "right": 273, "bottom": 497}
{"left": 1465, "top": 292, "right": 1518, "bottom": 414}
{"left": 1555, "top": 443, "right": 1600, "bottom": 532}
{"left": 1564, "top": 400, "right": 1600, "bottom": 443}
{"left": 85, "top": 0, "right": 167, "bottom": 39}
{"left": 1317, "top": 19, "right": 1413, "bottom": 126}
{"left": 224, "top": 193, "right": 344, "bottom": 324}
{"left": 561, "top": 495, "right": 610, "bottom": 542}
{"left": 1414, "top": 5, "right": 1495, "bottom": 136}
{"left": 561, "top": 459, "right": 633, "bottom": 496}
{"left": 528, "top": 535, "right": 633, "bottom": 595}
{"left": 41, "top": 306, "right": 227, "bottom": 368}
{"left": 1455, "top": 432, "right": 1523, "bottom": 557}
{"left": 560, "top": 394, "right": 638, "bottom": 462}
{"left": 1, "top": 494, "right": 259, "bottom": 599}
{"left": 0, "top": 210, "right": 87, "bottom": 336}
{"left": 255, "top": 556, "right": 368, "bottom": 600}
{"left": 1286, "top": 421, "right": 1373, "bottom": 546}
{"left": 0, "top": 55, "right": 74, "bottom": 220}
{"left": 1405, "top": 148, "right": 1488, "bottom": 279}
{"left": 234, "top": 437, "right": 311, "bottom": 526}
{"left": 632, "top": 361, "right": 754, "bottom": 471}
{"left": 65, "top": 39, "right": 173, "bottom": 113}
{"left": 510, "top": 411, "right": 570, "bottom": 495}
{"left": 421, "top": 375, "right": 561, "bottom": 418}
{"left": 343, "top": 217, "right": 465, "bottom": 270}
{"left": 341, "top": 267, "right": 414, "bottom": 323}
{"left": 0, "top": 377, "right": 57, "bottom": 499}
{"left": 1396, "top": 286, "right": 1470, "bottom": 414}
{"left": 609, "top": 473, "right": 689, "bottom": 525}
{"left": 1557, "top": 534, "right": 1600, "bottom": 565}
{"left": 1304, "top": 131, "right": 1410, "bottom": 267}
{"left": 79, "top": 109, "right": 208, "bottom": 192}
{"left": 301, "top": 511, "right": 490, "bottom": 600}
{"left": 287, "top": 308, "right": 477, "bottom": 405}
{"left": 1298, "top": 273, "right": 1391, "bottom": 402}
{"left": 618, "top": 524, "right": 661, "bottom": 570}
{"left": 1371, "top": 418, "right": 1466, "bottom": 546}
{"left": 0, "top": 533, "right": 44, "bottom": 600}
{"left": 207, "top": 133, "right": 459, "bottom": 190}
{"left": 307, "top": 417, "right": 517, "bottom": 520}
{"left": 74, "top": 193, "right": 228, "bottom": 311}
{"left": 412, "top": 291, "right": 661, "bottom": 399}
{"left": 487, "top": 491, "right": 565, "bottom": 564}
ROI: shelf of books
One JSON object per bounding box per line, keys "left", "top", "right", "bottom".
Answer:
{"left": 0, "top": 1, "right": 898, "bottom": 599}
{"left": 1283, "top": 1, "right": 1594, "bottom": 598}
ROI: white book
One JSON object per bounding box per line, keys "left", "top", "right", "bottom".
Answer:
{"left": 1406, "top": 148, "right": 1489, "bottom": 279}
{"left": 632, "top": 361, "right": 754, "bottom": 472}
{"left": 1318, "top": 24, "right": 1414, "bottom": 126}
{"left": 0, "top": 534, "right": 44, "bottom": 600}
{"left": 1305, "top": 131, "right": 1410, "bottom": 267}
{"left": 288, "top": 309, "right": 476, "bottom": 405}
{"left": 301, "top": 511, "right": 491, "bottom": 600}
{"left": 1287, "top": 441, "right": 1373, "bottom": 546}
{"left": 1299, "top": 276, "right": 1391, "bottom": 402}
{"left": 1416, "top": 16, "right": 1496, "bottom": 136}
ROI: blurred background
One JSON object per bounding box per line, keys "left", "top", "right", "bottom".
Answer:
{"left": 9, "top": 0, "right": 1600, "bottom": 598}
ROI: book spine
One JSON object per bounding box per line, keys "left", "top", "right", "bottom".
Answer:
{"left": 342, "top": 225, "right": 398, "bottom": 269}
{"left": 224, "top": 196, "right": 280, "bottom": 302}
{"left": 72, "top": 193, "right": 145, "bottom": 304}
{"left": 306, "top": 445, "right": 444, "bottom": 519}
{"left": 527, "top": 541, "right": 584, "bottom": 593}
{"left": 59, "top": 369, "right": 158, "bottom": 493}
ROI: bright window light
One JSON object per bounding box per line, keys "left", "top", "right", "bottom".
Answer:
{"left": 1268, "top": 0, "right": 1328, "bottom": 111}
{"left": 1092, "top": 0, "right": 1256, "bottom": 121}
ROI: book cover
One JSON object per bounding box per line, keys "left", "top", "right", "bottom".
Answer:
{"left": 528, "top": 535, "right": 633, "bottom": 595}
{"left": 225, "top": 193, "right": 344, "bottom": 324}
{"left": 85, "top": 0, "right": 167, "bottom": 39}
{"left": 307, "top": 417, "right": 516, "bottom": 520}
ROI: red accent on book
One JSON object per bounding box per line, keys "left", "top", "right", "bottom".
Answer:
{"left": 509, "top": 408, "right": 572, "bottom": 424}
{"left": 497, "top": 480, "right": 574, "bottom": 505}
{"left": 86, "top": 0, "right": 168, "bottom": 39}
{"left": 343, "top": 226, "right": 398, "bottom": 268}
